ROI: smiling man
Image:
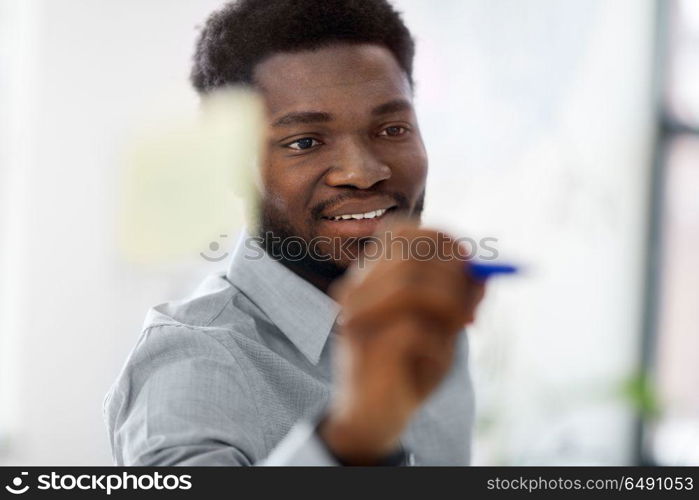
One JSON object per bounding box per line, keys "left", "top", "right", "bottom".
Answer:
{"left": 104, "top": 0, "right": 485, "bottom": 466}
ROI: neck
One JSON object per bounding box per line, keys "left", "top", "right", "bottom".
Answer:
{"left": 278, "top": 259, "right": 337, "bottom": 294}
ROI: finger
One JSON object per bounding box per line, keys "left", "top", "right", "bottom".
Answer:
{"left": 464, "top": 281, "right": 486, "bottom": 324}
{"left": 342, "top": 280, "right": 470, "bottom": 337}
{"left": 343, "top": 258, "right": 471, "bottom": 316}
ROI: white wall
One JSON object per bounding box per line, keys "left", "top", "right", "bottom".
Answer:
{"left": 398, "top": 0, "right": 656, "bottom": 464}
{"left": 0, "top": 0, "right": 656, "bottom": 464}
{"left": 0, "top": 0, "right": 228, "bottom": 465}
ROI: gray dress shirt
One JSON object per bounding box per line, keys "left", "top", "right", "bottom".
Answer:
{"left": 104, "top": 234, "right": 475, "bottom": 465}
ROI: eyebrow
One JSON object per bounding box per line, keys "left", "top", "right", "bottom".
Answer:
{"left": 272, "top": 111, "right": 332, "bottom": 127}
{"left": 271, "top": 98, "right": 413, "bottom": 128}
{"left": 371, "top": 98, "right": 413, "bottom": 117}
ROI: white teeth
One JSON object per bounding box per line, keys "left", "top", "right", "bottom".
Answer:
{"left": 329, "top": 208, "right": 388, "bottom": 221}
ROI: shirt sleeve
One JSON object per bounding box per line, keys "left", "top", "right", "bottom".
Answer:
{"left": 261, "top": 419, "right": 409, "bottom": 466}
{"left": 259, "top": 420, "right": 338, "bottom": 465}
{"left": 104, "top": 324, "right": 346, "bottom": 466}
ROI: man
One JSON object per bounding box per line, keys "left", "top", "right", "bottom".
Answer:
{"left": 104, "top": 0, "right": 485, "bottom": 466}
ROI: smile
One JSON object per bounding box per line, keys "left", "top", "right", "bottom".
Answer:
{"left": 323, "top": 208, "right": 390, "bottom": 221}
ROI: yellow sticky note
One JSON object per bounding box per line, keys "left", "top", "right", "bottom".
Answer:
{"left": 118, "top": 88, "right": 263, "bottom": 264}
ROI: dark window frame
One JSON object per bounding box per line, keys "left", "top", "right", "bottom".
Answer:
{"left": 638, "top": 0, "right": 699, "bottom": 466}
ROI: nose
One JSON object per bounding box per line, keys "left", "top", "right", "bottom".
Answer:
{"left": 324, "top": 136, "right": 391, "bottom": 189}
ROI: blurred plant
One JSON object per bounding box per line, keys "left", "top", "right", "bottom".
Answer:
{"left": 620, "top": 371, "right": 661, "bottom": 419}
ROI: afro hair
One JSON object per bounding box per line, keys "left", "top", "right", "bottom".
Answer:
{"left": 190, "top": 0, "right": 415, "bottom": 93}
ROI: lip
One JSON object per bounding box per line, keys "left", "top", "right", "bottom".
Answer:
{"left": 321, "top": 197, "right": 398, "bottom": 219}
{"left": 318, "top": 206, "right": 398, "bottom": 239}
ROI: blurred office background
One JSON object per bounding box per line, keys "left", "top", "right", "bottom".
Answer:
{"left": 0, "top": 0, "right": 696, "bottom": 465}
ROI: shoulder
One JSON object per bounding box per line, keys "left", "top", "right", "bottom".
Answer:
{"left": 140, "top": 271, "right": 273, "bottom": 348}
{"left": 104, "top": 272, "right": 269, "bottom": 414}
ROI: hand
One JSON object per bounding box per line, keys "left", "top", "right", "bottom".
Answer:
{"left": 319, "top": 223, "right": 485, "bottom": 465}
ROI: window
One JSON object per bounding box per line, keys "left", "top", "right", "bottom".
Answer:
{"left": 648, "top": 0, "right": 699, "bottom": 466}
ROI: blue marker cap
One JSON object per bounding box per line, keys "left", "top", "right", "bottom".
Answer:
{"left": 467, "top": 261, "right": 519, "bottom": 281}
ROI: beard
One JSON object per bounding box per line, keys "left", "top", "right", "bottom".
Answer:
{"left": 258, "top": 207, "right": 347, "bottom": 282}
{"left": 256, "top": 189, "right": 425, "bottom": 284}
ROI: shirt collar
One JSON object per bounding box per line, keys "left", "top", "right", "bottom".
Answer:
{"left": 225, "top": 231, "right": 341, "bottom": 365}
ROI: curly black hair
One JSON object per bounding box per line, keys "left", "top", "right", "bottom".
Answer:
{"left": 190, "top": 0, "right": 415, "bottom": 93}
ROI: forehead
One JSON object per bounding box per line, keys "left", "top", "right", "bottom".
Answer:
{"left": 253, "top": 43, "right": 413, "bottom": 117}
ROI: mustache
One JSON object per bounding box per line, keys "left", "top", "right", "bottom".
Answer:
{"left": 310, "top": 190, "right": 410, "bottom": 220}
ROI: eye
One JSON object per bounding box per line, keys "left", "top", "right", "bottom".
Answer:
{"left": 379, "top": 125, "right": 408, "bottom": 137}
{"left": 285, "top": 137, "right": 322, "bottom": 151}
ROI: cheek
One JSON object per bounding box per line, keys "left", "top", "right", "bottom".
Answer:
{"left": 389, "top": 146, "right": 428, "bottom": 197}
{"left": 261, "top": 158, "right": 318, "bottom": 216}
